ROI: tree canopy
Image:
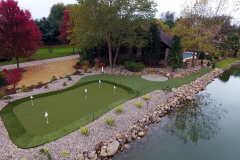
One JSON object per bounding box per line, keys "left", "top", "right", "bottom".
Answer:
{"left": 0, "top": 0, "right": 43, "bottom": 68}
{"left": 49, "top": 2, "right": 67, "bottom": 23}
{"left": 69, "top": 0, "right": 157, "bottom": 69}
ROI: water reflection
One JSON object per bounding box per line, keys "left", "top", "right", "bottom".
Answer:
{"left": 219, "top": 65, "right": 240, "bottom": 83}
{"left": 164, "top": 92, "right": 228, "bottom": 145}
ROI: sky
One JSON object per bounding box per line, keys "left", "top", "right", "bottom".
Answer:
{"left": 16, "top": 0, "right": 239, "bottom": 24}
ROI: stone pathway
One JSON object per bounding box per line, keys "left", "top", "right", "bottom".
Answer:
{"left": 141, "top": 74, "right": 168, "bottom": 81}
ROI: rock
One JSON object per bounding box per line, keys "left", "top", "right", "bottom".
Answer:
{"left": 186, "top": 96, "right": 192, "bottom": 100}
{"left": 66, "top": 73, "right": 71, "bottom": 77}
{"left": 100, "top": 148, "right": 107, "bottom": 157}
{"left": 107, "top": 140, "right": 120, "bottom": 156}
{"left": 88, "top": 151, "right": 96, "bottom": 159}
{"left": 138, "top": 132, "right": 145, "bottom": 136}
{"left": 83, "top": 151, "right": 88, "bottom": 158}
{"left": 116, "top": 133, "right": 122, "bottom": 139}
{"left": 94, "top": 143, "right": 102, "bottom": 151}
{"left": 127, "top": 135, "right": 132, "bottom": 142}
{"left": 124, "top": 144, "right": 130, "bottom": 149}
{"left": 103, "top": 142, "right": 108, "bottom": 146}
{"left": 77, "top": 153, "right": 85, "bottom": 160}
{"left": 166, "top": 73, "right": 170, "bottom": 77}
{"left": 132, "top": 133, "right": 136, "bottom": 139}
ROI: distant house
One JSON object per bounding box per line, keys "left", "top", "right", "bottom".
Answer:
{"left": 129, "top": 30, "right": 173, "bottom": 65}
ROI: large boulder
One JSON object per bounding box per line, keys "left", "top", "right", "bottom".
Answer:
{"left": 107, "top": 140, "right": 120, "bottom": 156}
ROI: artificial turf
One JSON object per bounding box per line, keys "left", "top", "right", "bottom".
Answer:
{"left": 0, "top": 67, "right": 212, "bottom": 148}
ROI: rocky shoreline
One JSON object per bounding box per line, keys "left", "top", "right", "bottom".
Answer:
{"left": 0, "top": 62, "right": 236, "bottom": 160}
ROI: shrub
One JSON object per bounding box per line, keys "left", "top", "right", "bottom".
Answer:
{"left": 59, "top": 76, "right": 63, "bottom": 79}
{"left": 3, "top": 87, "right": 8, "bottom": 91}
{"left": 106, "top": 116, "right": 115, "bottom": 126}
{"left": 37, "top": 81, "right": 43, "bottom": 85}
{"left": 183, "top": 61, "right": 188, "bottom": 69}
{"left": 213, "top": 54, "right": 219, "bottom": 60}
{"left": 135, "top": 101, "right": 142, "bottom": 108}
{"left": 21, "top": 88, "right": 33, "bottom": 92}
{"left": 39, "top": 147, "right": 52, "bottom": 160}
{"left": 83, "top": 65, "right": 88, "bottom": 73}
{"left": 207, "top": 61, "right": 210, "bottom": 66}
{"left": 0, "top": 74, "right": 6, "bottom": 86}
{"left": 63, "top": 82, "right": 67, "bottom": 86}
{"left": 31, "top": 84, "right": 35, "bottom": 89}
{"left": 116, "top": 105, "right": 123, "bottom": 114}
{"left": 44, "top": 84, "right": 48, "bottom": 89}
{"left": 143, "top": 94, "right": 150, "bottom": 100}
{"left": 61, "top": 150, "right": 68, "bottom": 157}
{"left": 3, "top": 68, "right": 22, "bottom": 90}
{"left": 0, "top": 90, "right": 4, "bottom": 98}
{"left": 80, "top": 126, "right": 89, "bottom": 136}
{"left": 157, "top": 95, "right": 161, "bottom": 98}
{"left": 198, "top": 51, "right": 206, "bottom": 59}
{"left": 76, "top": 61, "right": 82, "bottom": 65}
{"left": 1, "top": 95, "right": 12, "bottom": 100}
{"left": 94, "top": 64, "right": 98, "bottom": 71}
{"left": 67, "top": 76, "right": 72, "bottom": 81}
{"left": 50, "top": 76, "right": 57, "bottom": 83}
{"left": 212, "top": 63, "right": 216, "bottom": 68}
{"left": 201, "top": 60, "right": 203, "bottom": 65}
{"left": 105, "top": 59, "right": 110, "bottom": 66}
{"left": 163, "top": 86, "right": 172, "bottom": 93}
{"left": 206, "top": 54, "right": 213, "bottom": 61}
{"left": 124, "top": 61, "right": 145, "bottom": 72}
{"left": 220, "top": 50, "right": 226, "bottom": 57}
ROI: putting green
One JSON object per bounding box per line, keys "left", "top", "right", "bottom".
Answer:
{"left": 0, "top": 80, "right": 134, "bottom": 148}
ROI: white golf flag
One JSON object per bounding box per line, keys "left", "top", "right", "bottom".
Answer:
{"left": 99, "top": 80, "right": 101, "bottom": 83}
{"left": 45, "top": 111, "right": 48, "bottom": 117}
{"left": 30, "top": 96, "right": 33, "bottom": 99}
{"left": 114, "top": 86, "right": 116, "bottom": 89}
{"left": 85, "top": 89, "right": 87, "bottom": 92}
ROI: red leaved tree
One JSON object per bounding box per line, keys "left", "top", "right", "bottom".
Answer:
{"left": 58, "top": 8, "right": 75, "bottom": 52}
{"left": 3, "top": 68, "right": 22, "bottom": 92}
{"left": 0, "top": 0, "right": 43, "bottom": 69}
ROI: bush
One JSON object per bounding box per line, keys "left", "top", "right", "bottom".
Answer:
{"left": 143, "top": 94, "right": 150, "bottom": 100}
{"left": 63, "top": 82, "right": 67, "bottom": 86}
{"left": 67, "top": 76, "right": 72, "bottom": 81}
{"left": 80, "top": 126, "right": 89, "bottom": 136}
{"left": 21, "top": 88, "right": 33, "bottom": 92}
{"left": 105, "top": 59, "right": 110, "bottom": 66}
{"left": 198, "top": 51, "right": 206, "bottom": 59}
{"left": 206, "top": 54, "right": 213, "bottom": 61}
{"left": 39, "top": 147, "right": 52, "bottom": 160}
{"left": 0, "top": 95, "right": 11, "bottom": 100}
{"left": 135, "top": 101, "right": 142, "bottom": 108}
{"left": 212, "top": 63, "right": 216, "bottom": 68}
{"left": 76, "top": 61, "right": 83, "bottom": 65}
{"left": 116, "top": 105, "right": 123, "bottom": 114}
{"left": 207, "top": 61, "right": 210, "bottom": 66}
{"left": 213, "top": 54, "right": 219, "bottom": 60}
{"left": 44, "top": 84, "right": 48, "bottom": 89}
{"left": 59, "top": 76, "right": 63, "bottom": 79}
{"left": 83, "top": 65, "right": 88, "bottom": 73}
{"left": 0, "top": 74, "right": 6, "bottom": 86}
{"left": 31, "top": 84, "right": 35, "bottom": 89}
{"left": 201, "top": 60, "right": 203, "bottom": 65}
{"left": 37, "top": 81, "right": 43, "bottom": 85}
{"left": 183, "top": 61, "right": 188, "bottom": 69}
{"left": 0, "top": 90, "right": 5, "bottom": 98}
{"left": 124, "top": 61, "right": 145, "bottom": 72}
{"left": 94, "top": 64, "right": 98, "bottom": 71}
{"left": 220, "top": 50, "right": 226, "bottom": 57}
{"left": 61, "top": 150, "right": 68, "bottom": 157}
{"left": 106, "top": 117, "right": 115, "bottom": 126}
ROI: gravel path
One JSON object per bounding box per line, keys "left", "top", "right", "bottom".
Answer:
{"left": 0, "top": 71, "right": 173, "bottom": 160}
{"left": 142, "top": 74, "right": 168, "bottom": 81}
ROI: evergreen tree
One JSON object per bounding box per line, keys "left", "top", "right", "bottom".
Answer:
{"left": 142, "top": 23, "right": 162, "bottom": 67}
{"left": 166, "top": 35, "right": 183, "bottom": 72}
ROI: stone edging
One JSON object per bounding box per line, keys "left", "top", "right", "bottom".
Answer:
{"left": 76, "top": 68, "right": 224, "bottom": 160}
{"left": 109, "top": 66, "right": 202, "bottom": 79}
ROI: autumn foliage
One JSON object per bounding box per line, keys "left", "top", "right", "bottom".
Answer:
{"left": 0, "top": 0, "right": 43, "bottom": 69}
{"left": 3, "top": 68, "right": 22, "bottom": 91}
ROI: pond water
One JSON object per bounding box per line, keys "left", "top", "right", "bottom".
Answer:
{"left": 113, "top": 65, "right": 240, "bottom": 160}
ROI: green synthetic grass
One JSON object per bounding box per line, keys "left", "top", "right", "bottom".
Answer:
{"left": 216, "top": 55, "right": 240, "bottom": 68}
{"left": 0, "top": 46, "right": 80, "bottom": 66}
{"left": 75, "top": 67, "right": 213, "bottom": 97}
{"left": 0, "top": 81, "right": 134, "bottom": 148}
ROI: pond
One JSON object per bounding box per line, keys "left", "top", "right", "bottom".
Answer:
{"left": 113, "top": 65, "right": 240, "bottom": 160}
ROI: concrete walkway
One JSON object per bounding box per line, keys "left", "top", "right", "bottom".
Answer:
{"left": 0, "top": 55, "right": 80, "bottom": 71}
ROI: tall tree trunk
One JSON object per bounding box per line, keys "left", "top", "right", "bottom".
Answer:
{"left": 194, "top": 52, "right": 201, "bottom": 66}
{"left": 16, "top": 57, "right": 19, "bottom": 69}
{"left": 107, "top": 33, "right": 113, "bottom": 69}
{"left": 113, "top": 31, "right": 123, "bottom": 68}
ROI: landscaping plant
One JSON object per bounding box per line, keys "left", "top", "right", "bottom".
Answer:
{"left": 0, "top": 90, "right": 5, "bottom": 98}
{"left": 44, "top": 84, "right": 49, "bottom": 89}
{"left": 143, "top": 94, "right": 150, "bottom": 100}
{"left": 63, "top": 82, "right": 67, "bottom": 86}
{"left": 0, "top": 95, "right": 12, "bottom": 100}
{"left": 135, "top": 101, "right": 142, "bottom": 108}
{"left": 3, "top": 68, "right": 22, "bottom": 92}
{"left": 31, "top": 84, "right": 35, "bottom": 89}
{"left": 116, "top": 105, "right": 123, "bottom": 114}
{"left": 83, "top": 65, "right": 88, "bottom": 73}
{"left": 106, "top": 117, "right": 115, "bottom": 127}
{"left": 80, "top": 126, "right": 89, "bottom": 136}
{"left": 207, "top": 61, "right": 210, "bottom": 67}
{"left": 67, "top": 76, "right": 72, "bottom": 81}
{"left": 201, "top": 60, "right": 203, "bottom": 66}
{"left": 94, "top": 63, "right": 99, "bottom": 71}
{"left": 37, "top": 81, "right": 43, "bottom": 85}
{"left": 38, "top": 147, "right": 52, "bottom": 160}
{"left": 124, "top": 61, "right": 145, "bottom": 72}
{"left": 212, "top": 63, "right": 216, "bottom": 68}
{"left": 61, "top": 150, "right": 69, "bottom": 157}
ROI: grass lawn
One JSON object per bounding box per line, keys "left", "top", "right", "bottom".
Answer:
{"left": 0, "top": 46, "right": 80, "bottom": 66}
{"left": 216, "top": 55, "right": 240, "bottom": 68}
{"left": 0, "top": 67, "right": 212, "bottom": 148}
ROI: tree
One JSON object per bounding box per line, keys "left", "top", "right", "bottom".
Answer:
{"left": 166, "top": 35, "right": 183, "bottom": 72}
{"left": 69, "top": 0, "right": 157, "bottom": 69}
{"left": 142, "top": 23, "right": 162, "bottom": 67}
{"left": 49, "top": 2, "right": 67, "bottom": 23}
{"left": 35, "top": 16, "right": 61, "bottom": 45}
{"left": 3, "top": 68, "right": 22, "bottom": 92}
{"left": 222, "top": 33, "right": 240, "bottom": 57}
{"left": 0, "top": 0, "right": 43, "bottom": 69}
{"left": 156, "top": 19, "right": 172, "bottom": 35}
{"left": 160, "top": 11, "right": 176, "bottom": 28}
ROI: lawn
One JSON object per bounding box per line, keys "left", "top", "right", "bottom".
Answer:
{"left": 216, "top": 55, "right": 240, "bottom": 68}
{"left": 0, "top": 67, "right": 212, "bottom": 148}
{"left": 0, "top": 45, "right": 80, "bottom": 66}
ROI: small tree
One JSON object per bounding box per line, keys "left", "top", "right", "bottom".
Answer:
{"left": 223, "top": 34, "right": 240, "bottom": 57}
{"left": 166, "top": 35, "right": 183, "bottom": 72}
{"left": 3, "top": 68, "right": 22, "bottom": 92}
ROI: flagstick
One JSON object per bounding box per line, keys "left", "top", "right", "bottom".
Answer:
{"left": 47, "top": 117, "right": 49, "bottom": 123}
{"left": 31, "top": 99, "right": 33, "bottom": 106}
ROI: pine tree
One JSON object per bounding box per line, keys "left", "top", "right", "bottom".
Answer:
{"left": 142, "top": 23, "right": 162, "bottom": 67}
{"left": 166, "top": 35, "right": 183, "bottom": 72}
